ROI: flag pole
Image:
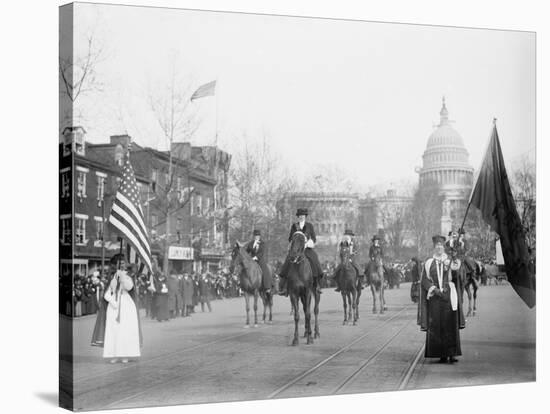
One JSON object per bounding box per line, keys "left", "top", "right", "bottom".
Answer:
{"left": 458, "top": 118, "right": 497, "bottom": 234}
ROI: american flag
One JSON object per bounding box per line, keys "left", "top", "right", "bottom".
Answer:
{"left": 109, "top": 154, "right": 152, "bottom": 273}
{"left": 190, "top": 80, "right": 216, "bottom": 101}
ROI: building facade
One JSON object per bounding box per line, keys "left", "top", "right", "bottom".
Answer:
{"left": 417, "top": 98, "right": 474, "bottom": 235}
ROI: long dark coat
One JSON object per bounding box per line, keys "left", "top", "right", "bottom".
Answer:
{"left": 153, "top": 274, "right": 170, "bottom": 321}
{"left": 182, "top": 277, "right": 194, "bottom": 305}
{"left": 287, "top": 221, "right": 322, "bottom": 278}
{"left": 245, "top": 239, "right": 272, "bottom": 290}
{"left": 419, "top": 256, "right": 465, "bottom": 358}
{"left": 167, "top": 275, "right": 180, "bottom": 312}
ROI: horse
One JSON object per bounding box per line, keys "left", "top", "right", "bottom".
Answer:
{"left": 286, "top": 231, "right": 320, "bottom": 345}
{"left": 260, "top": 264, "right": 274, "bottom": 324}
{"left": 230, "top": 242, "right": 273, "bottom": 327}
{"left": 334, "top": 245, "right": 361, "bottom": 325}
{"left": 461, "top": 256, "right": 481, "bottom": 317}
{"left": 365, "top": 259, "right": 386, "bottom": 314}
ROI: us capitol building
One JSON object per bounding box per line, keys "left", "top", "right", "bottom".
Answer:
{"left": 417, "top": 97, "right": 474, "bottom": 235}
{"left": 277, "top": 98, "right": 474, "bottom": 259}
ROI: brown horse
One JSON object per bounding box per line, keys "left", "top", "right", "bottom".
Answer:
{"left": 286, "top": 231, "right": 320, "bottom": 345}
{"left": 366, "top": 259, "right": 386, "bottom": 314}
{"left": 335, "top": 245, "right": 361, "bottom": 325}
{"left": 462, "top": 256, "right": 481, "bottom": 317}
{"left": 230, "top": 242, "right": 272, "bottom": 327}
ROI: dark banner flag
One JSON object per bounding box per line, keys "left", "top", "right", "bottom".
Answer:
{"left": 469, "top": 121, "right": 535, "bottom": 308}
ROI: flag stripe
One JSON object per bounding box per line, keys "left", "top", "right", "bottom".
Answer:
{"left": 110, "top": 215, "right": 152, "bottom": 272}
{"left": 115, "top": 192, "right": 148, "bottom": 238}
{"left": 112, "top": 197, "right": 150, "bottom": 251}
{"left": 108, "top": 155, "right": 153, "bottom": 274}
{"left": 110, "top": 205, "right": 151, "bottom": 256}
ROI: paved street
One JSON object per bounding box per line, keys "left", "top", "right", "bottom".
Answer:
{"left": 66, "top": 281, "right": 535, "bottom": 411}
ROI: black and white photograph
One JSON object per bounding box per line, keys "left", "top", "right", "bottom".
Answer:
{"left": 54, "top": 1, "right": 539, "bottom": 412}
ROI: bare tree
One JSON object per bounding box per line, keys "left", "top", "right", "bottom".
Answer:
{"left": 408, "top": 184, "right": 444, "bottom": 258}
{"left": 300, "top": 163, "right": 358, "bottom": 193}
{"left": 147, "top": 59, "right": 201, "bottom": 272}
{"left": 378, "top": 200, "right": 408, "bottom": 260}
{"left": 59, "top": 23, "right": 107, "bottom": 129}
{"left": 229, "top": 133, "right": 297, "bottom": 260}
{"left": 510, "top": 155, "right": 536, "bottom": 248}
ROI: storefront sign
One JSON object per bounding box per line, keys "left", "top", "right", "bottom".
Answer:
{"left": 168, "top": 246, "right": 194, "bottom": 260}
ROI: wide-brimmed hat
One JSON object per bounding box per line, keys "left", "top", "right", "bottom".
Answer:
{"left": 252, "top": 229, "right": 261, "bottom": 236}
{"left": 371, "top": 235, "right": 380, "bottom": 242}
{"left": 344, "top": 229, "right": 354, "bottom": 236}
{"left": 296, "top": 208, "right": 308, "bottom": 216}
{"left": 432, "top": 235, "right": 446, "bottom": 245}
{"left": 109, "top": 253, "right": 127, "bottom": 265}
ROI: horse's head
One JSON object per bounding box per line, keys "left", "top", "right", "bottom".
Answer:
{"left": 229, "top": 241, "right": 243, "bottom": 274}
{"left": 340, "top": 244, "right": 351, "bottom": 264}
{"left": 289, "top": 231, "right": 306, "bottom": 264}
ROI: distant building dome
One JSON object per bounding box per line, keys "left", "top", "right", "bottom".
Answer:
{"left": 419, "top": 97, "right": 474, "bottom": 188}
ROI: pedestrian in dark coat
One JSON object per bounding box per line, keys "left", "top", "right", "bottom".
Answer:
{"left": 167, "top": 273, "right": 180, "bottom": 318}
{"left": 153, "top": 272, "right": 170, "bottom": 322}
{"left": 199, "top": 273, "right": 212, "bottom": 312}
{"left": 419, "top": 235, "right": 465, "bottom": 364}
{"left": 182, "top": 273, "right": 194, "bottom": 316}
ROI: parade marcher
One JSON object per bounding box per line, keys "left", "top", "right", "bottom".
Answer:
{"left": 199, "top": 273, "right": 212, "bottom": 312}
{"left": 419, "top": 235, "right": 465, "bottom": 364}
{"left": 192, "top": 274, "right": 200, "bottom": 313}
{"left": 410, "top": 257, "right": 421, "bottom": 305}
{"left": 182, "top": 272, "right": 194, "bottom": 317}
{"left": 245, "top": 229, "right": 273, "bottom": 293}
{"left": 334, "top": 229, "right": 363, "bottom": 292}
{"left": 278, "top": 208, "right": 324, "bottom": 296}
{"left": 102, "top": 257, "right": 141, "bottom": 364}
{"left": 153, "top": 270, "right": 170, "bottom": 322}
{"left": 367, "top": 235, "right": 385, "bottom": 286}
{"left": 167, "top": 271, "right": 180, "bottom": 319}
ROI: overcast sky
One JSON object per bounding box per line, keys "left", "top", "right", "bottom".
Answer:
{"left": 73, "top": 3, "right": 535, "bottom": 192}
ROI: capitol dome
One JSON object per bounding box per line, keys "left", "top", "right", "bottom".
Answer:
{"left": 419, "top": 97, "right": 474, "bottom": 188}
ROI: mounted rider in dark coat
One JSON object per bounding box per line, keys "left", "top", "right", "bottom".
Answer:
{"left": 334, "top": 229, "right": 363, "bottom": 292}
{"left": 366, "top": 235, "right": 385, "bottom": 285}
{"left": 278, "top": 208, "right": 324, "bottom": 296}
{"left": 244, "top": 229, "right": 273, "bottom": 293}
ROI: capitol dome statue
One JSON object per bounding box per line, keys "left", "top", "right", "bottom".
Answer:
{"left": 418, "top": 97, "right": 474, "bottom": 235}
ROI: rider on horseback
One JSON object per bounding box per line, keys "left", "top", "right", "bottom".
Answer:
{"left": 278, "top": 208, "right": 324, "bottom": 296}
{"left": 445, "top": 229, "right": 466, "bottom": 258}
{"left": 334, "top": 229, "right": 363, "bottom": 292}
{"left": 366, "top": 235, "right": 385, "bottom": 286}
{"left": 244, "top": 229, "right": 273, "bottom": 294}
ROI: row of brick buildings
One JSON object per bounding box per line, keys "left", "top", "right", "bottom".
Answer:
{"left": 59, "top": 127, "right": 232, "bottom": 279}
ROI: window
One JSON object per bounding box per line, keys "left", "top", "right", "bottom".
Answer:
{"left": 60, "top": 215, "right": 71, "bottom": 244}
{"left": 96, "top": 172, "right": 106, "bottom": 202}
{"left": 151, "top": 168, "right": 158, "bottom": 182}
{"left": 176, "top": 218, "right": 183, "bottom": 230}
{"left": 176, "top": 176, "right": 182, "bottom": 191}
{"left": 190, "top": 195, "right": 195, "bottom": 215}
{"left": 75, "top": 215, "right": 88, "bottom": 245}
{"left": 164, "top": 172, "right": 170, "bottom": 187}
{"left": 77, "top": 170, "right": 87, "bottom": 199}
{"left": 95, "top": 217, "right": 104, "bottom": 241}
{"left": 205, "top": 197, "right": 211, "bottom": 212}
{"left": 60, "top": 168, "right": 70, "bottom": 199}
{"left": 196, "top": 195, "right": 202, "bottom": 216}
{"left": 151, "top": 214, "right": 158, "bottom": 229}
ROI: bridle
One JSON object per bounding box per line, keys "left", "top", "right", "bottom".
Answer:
{"left": 289, "top": 231, "right": 307, "bottom": 264}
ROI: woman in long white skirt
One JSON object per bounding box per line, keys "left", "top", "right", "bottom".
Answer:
{"left": 103, "top": 270, "right": 140, "bottom": 363}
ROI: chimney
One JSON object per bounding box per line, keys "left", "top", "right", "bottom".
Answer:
{"left": 172, "top": 142, "right": 192, "bottom": 161}
{"left": 62, "top": 126, "right": 86, "bottom": 156}
{"left": 110, "top": 134, "right": 132, "bottom": 151}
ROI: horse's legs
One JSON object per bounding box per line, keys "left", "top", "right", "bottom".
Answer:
{"left": 371, "top": 284, "right": 377, "bottom": 314}
{"left": 347, "top": 293, "right": 352, "bottom": 321}
{"left": 356, "top": 286, "right": 361, "bottom": 320}
{"left": 380, "top": 269, "right": 386, "bottom": 314}
{"left": 341, "top": 291, "right": 348, "bottom": 325}
{"left": 313, "top": 291, "right": 320, "bottom": 339}
{"left": 465, "top": 284, "right": 472, "bottom": 317}
{"left": 473, "top": 281, "right": 478, "bottom": 316}
{"left": 305, "top": 291, "right": 313, "bottom": 344}
{"left": 291, "top": 295, "right": 299, "bottom": 346}
{"left": 352, "top": 289, "right": 358, "bottom": 325}
{"left": 262, "top": 292, "right": 267, "bottom": 323}
{"left": 253, "top": 291, "right": 259, "bottom": 327}
{"left": 244, "top": 293, "right": 250, "bottom": 327}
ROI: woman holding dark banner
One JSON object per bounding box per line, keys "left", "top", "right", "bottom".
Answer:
{"left": 418, "top": 235, "right": 465, "bottom": 364}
